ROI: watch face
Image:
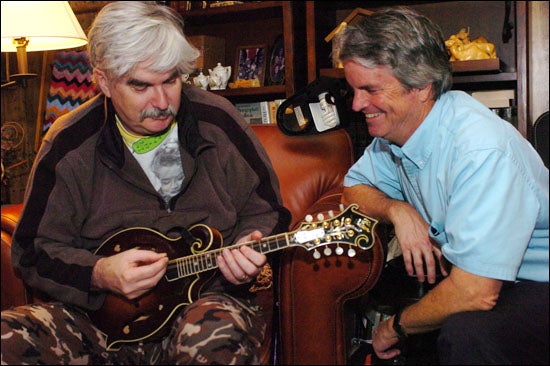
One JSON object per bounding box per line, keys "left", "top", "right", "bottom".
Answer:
{"left": 393, "top": 310, "right": 408, "bottom": 339}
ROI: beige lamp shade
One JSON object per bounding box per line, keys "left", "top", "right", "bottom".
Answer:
{"left": 1, "top": 1, "right": 87, "bottom": 52}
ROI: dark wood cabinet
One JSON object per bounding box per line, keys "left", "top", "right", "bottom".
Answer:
{"left": 171, "top": 1, "right": 308, "bottom": 104}
{"left": 307, "top": 1, "right": 529, "bottom": 139}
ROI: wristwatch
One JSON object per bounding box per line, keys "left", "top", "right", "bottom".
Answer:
{"left": 392, "top": 308, "right": 408, "bottom": 339}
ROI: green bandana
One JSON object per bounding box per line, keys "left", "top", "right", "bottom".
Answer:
{"left": 132, "top": 127, "right": 172, "bottom": 154}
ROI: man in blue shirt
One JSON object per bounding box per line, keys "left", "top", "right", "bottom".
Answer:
{"left": 336, "top": 6, "right": 548, "bottom": 365}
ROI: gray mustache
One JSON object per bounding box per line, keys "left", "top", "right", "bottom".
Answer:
{"left": 140, "top": 106, "right": 177, "bottom": 121}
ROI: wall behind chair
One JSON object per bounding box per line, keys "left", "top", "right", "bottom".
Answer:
{"left": 528, "top": 1, "right": 549, "bottom": 123}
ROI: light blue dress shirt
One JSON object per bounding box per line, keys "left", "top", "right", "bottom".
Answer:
{"left": 344, "top": 91, "right": 549, "bottom": 282}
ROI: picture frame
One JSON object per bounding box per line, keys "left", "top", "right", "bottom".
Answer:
{"left": 235, "top": 44, "right": 267, "bottom": 86}
{"left": 267, "top": 35, "right": 285, "bottom": 85}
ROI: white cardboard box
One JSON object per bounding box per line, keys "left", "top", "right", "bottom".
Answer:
{"left": 471, "top": 90, "right": 515, "bottom": 109}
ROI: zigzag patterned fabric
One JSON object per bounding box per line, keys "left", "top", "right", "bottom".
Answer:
{"left": 43, "top": 50, "right": 98, "bottom": 132}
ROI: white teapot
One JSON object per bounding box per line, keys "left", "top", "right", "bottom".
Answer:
{"left": 208, "top": 63, "right": 231, "bottom": 90}
{"left": 193, "top": 71, "right": 210, "bottom": 90}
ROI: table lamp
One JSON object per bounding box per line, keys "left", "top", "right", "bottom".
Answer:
{"left": 1, "top": 1, "right": 88, "bottom": 87}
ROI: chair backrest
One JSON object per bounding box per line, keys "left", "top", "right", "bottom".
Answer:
{"left": 532, "top": 111, "right": 549, "bottom": 168}
{"left": 250, "top": 124, "right": 354, "bottom": 228}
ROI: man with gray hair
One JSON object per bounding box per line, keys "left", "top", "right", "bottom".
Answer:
{"left": 338, "top": 6, "right": 548, "bottom": 365}
{"left": 1, "top": 2, "right": 290, "bottom": 364}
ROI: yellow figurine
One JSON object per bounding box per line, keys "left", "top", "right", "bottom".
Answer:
{"left": 445, "top": 28, "right": 497, "bottom": 61}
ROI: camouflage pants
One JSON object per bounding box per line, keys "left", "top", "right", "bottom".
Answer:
{"left": 1, "top": 293, "right": 266, "bottom": 365}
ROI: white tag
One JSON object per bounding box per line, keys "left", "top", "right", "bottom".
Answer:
{"left": 309, "top": 92, "right": 340, "bottom": 132}
{"left": 293, "top": 106, "right": 308, "bottom": 127}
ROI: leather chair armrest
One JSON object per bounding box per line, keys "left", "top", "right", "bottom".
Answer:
{"left": 1, "top": 203, "right": 28, "bottom": 310}
{"left": 1, "top": 203, "right": 23, "bottom": 236}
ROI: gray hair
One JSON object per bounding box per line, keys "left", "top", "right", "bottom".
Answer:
{"left": 88, "top": 1, "right": 199, "bottom": 79}
{"left": 335, "top": 6, "right": 452, "bottom": 100}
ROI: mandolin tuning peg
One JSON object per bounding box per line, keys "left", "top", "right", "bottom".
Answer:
{"left": 317, "top": 213, "right": 325, "bottom": 221}
{"left": 328, "top": 210, "right": 334, "bottom": 218}
{"left": 313, "top": 249, "right": 321, "bottom": 260}
{"left": 323, "top": 247, "right": 332, "bottom": 256}
{"left": 339, "top": 203, "right": 345, "bottom": 212}
{"left": 335, "top": 246, "right": 344, "bottom": 255}
{"left": 347, "top": 247, "right": 356, "bottom": 257}
{"left": 305, "top": 214, "right": 313, "bottom": 223}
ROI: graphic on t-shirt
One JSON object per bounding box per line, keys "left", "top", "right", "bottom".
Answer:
{"left": 151, "top": 138, "right": 184, "bottom": 204}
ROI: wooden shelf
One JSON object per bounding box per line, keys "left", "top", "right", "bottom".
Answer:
{"left": 319, "top": 68, "right": 345, "bottom": 79}
{"left": 179, "top": 2, "right": 285, "bottom": 26}
{"left": 451, "top": 58, "right": 501, "bottom": 73}
{"left": 312, "top": 1, "right": 528, "bottom": 139}
{"left": 175, "top": 1, "right": 284, "bottom": 16}
{"left": 211, "top": 85, "right": 286, "bottom": 97}
{"left": 173, "top": 1, "right": 303, "bottom": 102}
{"left": 321, "top": 67, "right": 519, "bottom": 86}
{"left": 452, "top": 72, "right": 517, "bottom": 84}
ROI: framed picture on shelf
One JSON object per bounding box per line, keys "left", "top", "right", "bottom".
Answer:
{"left": 235, "top": 45, "right": 267, "bottom": 86}
{"left": 267, "top": 35, "right": 285, "bottom": 85}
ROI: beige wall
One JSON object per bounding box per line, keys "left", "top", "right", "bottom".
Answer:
{"left": 529, "top": 1, "right": 549, "bottom": 123}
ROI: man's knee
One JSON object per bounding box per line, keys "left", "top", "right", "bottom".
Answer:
{"left": 167, "top": 294, "right": 264, "bottom": 364}
{"left": 439, "top": 311, "right": 489, "bottom": 345}
{"left": 1, "top": 305, "right": 58, "bottom": 364}
{"left": 2, "top": 303, "right": 99, "bottom": 364}
{"left": 438, "top": 311, "right": 508, "bottom": 365}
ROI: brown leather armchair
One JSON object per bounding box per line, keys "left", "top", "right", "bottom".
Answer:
{"left": 1, "top": 124, "right": 384, "bottom": 364}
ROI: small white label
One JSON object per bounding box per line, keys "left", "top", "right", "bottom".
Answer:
{"left": 294, "top": 228, "right": 325, "bottom": 243}
{"left": 309, "top": 92, "right": 340, "bottom": 132}
{"left": 294, "top": 106, "right": 307, "bottom": 126}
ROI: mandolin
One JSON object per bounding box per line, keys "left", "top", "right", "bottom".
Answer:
{"left": 89, "top": 204, "right": 378, "bottom": 351}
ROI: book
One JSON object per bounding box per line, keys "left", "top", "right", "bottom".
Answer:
{"left": 235, "top": 102, "right": 263, "bottom": 124}
{"left": 269, "top": 99, "right": 285, "bottom": 125}
{"left": 471, "top": 90, "right": 514, "bottom": 109}
{"left": 235, "top": 99, "right": 286, "bottom": 125}
{"left": 260, "top": 101, "right": 270, "bottom": 124}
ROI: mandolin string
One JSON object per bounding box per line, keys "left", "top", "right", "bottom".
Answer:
{"left": 164, "top": 209, "right": 368, "bottom": 276}
{"left": 167, "top": 227, "right": 359, "bottom": 275}
{"left": 166, "top": 213, "right": 347, "bottom": 275}
{"left": 163, "top": 209, "right": 376, "bottom": 279}
{"left": 165, "top": 223, "right": 345, "bottom": 275}
{"left": 165, "top": 232, "right": 289, "bottom": 275}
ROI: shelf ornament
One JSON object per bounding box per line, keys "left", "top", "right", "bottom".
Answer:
{"left": 445, "top": 28, "right": 497, "bottom": 61}
{"left": 324, "top": 8, "right": 373, "bottom": 68}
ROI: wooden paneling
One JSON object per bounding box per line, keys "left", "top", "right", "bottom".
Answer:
{"left": 1, "top": 1, "right": 106, "bottom": 204}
